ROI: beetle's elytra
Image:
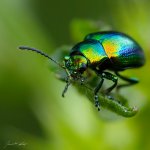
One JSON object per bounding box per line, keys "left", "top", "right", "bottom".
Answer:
{"left": 19, "top": 31, "right": 145, "bottom": 111}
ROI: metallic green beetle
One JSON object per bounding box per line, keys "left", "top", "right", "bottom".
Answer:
{"left": 63, "top": 31, "right": 145, "bottom": 110}
{"left": 19, "top": 31, "right": 145, "bottom": 111}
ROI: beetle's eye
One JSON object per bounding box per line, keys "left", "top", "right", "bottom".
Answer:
{"left": 81, "top": 63, "right": 86, "bottom": 69}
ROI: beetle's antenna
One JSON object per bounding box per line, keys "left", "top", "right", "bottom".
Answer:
{"left": 19, "top": 46, "right": 65, "bottom": 70}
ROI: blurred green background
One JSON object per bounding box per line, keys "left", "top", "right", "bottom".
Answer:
{"left": 0, "top": 0, "right": 150, "bottom": 149}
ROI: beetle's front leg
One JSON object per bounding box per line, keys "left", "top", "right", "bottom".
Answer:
{"left": 62, "top": 77, "right": 71, "bottom": 97}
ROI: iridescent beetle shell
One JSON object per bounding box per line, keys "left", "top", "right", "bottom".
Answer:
{"left": 84, "top": 31, "right": 145, "bottom": 70}
{"left": 67, "top": 31, "right": 145, "bottom": 73}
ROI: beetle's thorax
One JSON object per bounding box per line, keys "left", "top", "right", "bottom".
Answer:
{"left": 71, "top": 40, "right": 108, "bottom": 67}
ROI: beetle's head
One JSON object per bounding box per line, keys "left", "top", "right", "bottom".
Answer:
{"left": 64, "top": 55, "right": 88, "bottom": 79}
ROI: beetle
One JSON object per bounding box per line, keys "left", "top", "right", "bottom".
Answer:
{"left": 19, "top": 31, "right": 145, "bottom": 111}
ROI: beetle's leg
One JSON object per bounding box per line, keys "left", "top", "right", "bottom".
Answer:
{"left": 115, "top": 71, "right": 138, "bottom": 91}
{"left": 102, "top": 72, "right": 118, "bottom": 94}
{"left": 94, "top": 74, "right": 104, "bottom": 111}
{"left": 62, "top": 77, "right": 71, "bottom": 97}
{"left": 62, "top": 66, "right": 72, "bottom": 97}
{"left": 94, "top": 72, "right": 118, "bottom": 110}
